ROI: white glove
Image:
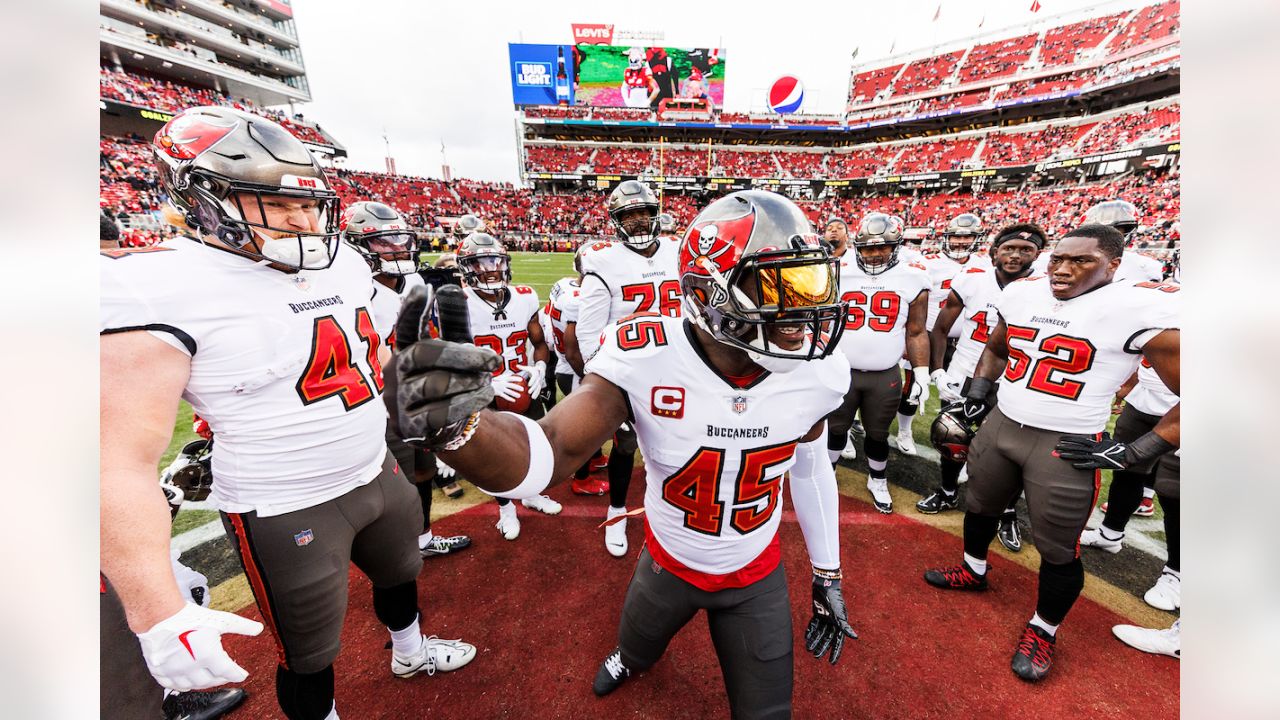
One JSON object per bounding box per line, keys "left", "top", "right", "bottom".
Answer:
{"left": 436, "top": 457, "right": 456, "bottom": 480}
{"left": 136, "top": 602, "right": 263, "bottom": 691}
{"left": 490, "top": 372, "right": 523, "bottom": 403}
{"left": 907, "top": 367, "right": 931, "bottom": 407}
{"left": 170, "top": 549, "right": 209, "bottom": 607}
{"left": 519, "top": 361, "right": 548, "bottom": 399}
{"left": 932, "top": 369, "right": 962, "bottom": 404}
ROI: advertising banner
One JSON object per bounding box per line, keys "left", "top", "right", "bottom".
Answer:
{"left": 573, "top": 44, "right": 725, "bottom": 109}
{"left": 508, "top": 44, "right": 576, "bottom": 106}
{"left": 572, "top": 23, "right": 614, "bottom": 44}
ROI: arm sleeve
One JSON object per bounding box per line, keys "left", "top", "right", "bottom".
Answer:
{"left": 575, "top": 273, "right": 612, "bottom": 363}
{"left": 788, "top": 428, "right": 841, "bottom": 571}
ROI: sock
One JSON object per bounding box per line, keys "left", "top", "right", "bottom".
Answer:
{"left": 608, "top": 505, "right": 627, "bottom": 519}
{"left": 389, "top": 614, "right": 423, "bottom": 656}
{"left": 1161, "top": 494, "right": 1179, "bottom": 571}
{"left": 939, "top": 457, "right": 964, "bottom": 494}
{"left": 1142, "top": 486, "right": 1156, "bottom": 500}
{"left": 1098, "top": 526, "right": 1124, "bottom": 542}
{"left": 325, "top": 704, "right": 339, "bottom": 720}
{"left": 827, "top": 449, "right": 841, "bottom": 464}
{"left": 963, "top": 512, "right": 1000, "bottom": 560}
{"left": 371, "top": 581, "right": 420, "bottom": 632}
{"left": 963, "top": 552, "right": 988, "bottom": 576}
{"left": 417, "top": 531, "right": 434, "bottom": 550}
{"left": 865, "top": 437, "right": 890, "bottom": 478}
{"left": 607, "top": 450, "right": 634, "bottom": 508}
{"left": 1035, "top": 558, "right": 1085, "bottom": 626}
{"left": 1029, "top": 612, "right": 1059, "bottom": 637}
{"left": 276, "top": 665, "right": 335, "bottom": 720}
{"left": 496, "top": 497, "right": 510, "bottom": 507}
{"left": 867, "top": 457, "right": 888, "bottom": 477}
{"left": 896, "top": 412, "right": 914, "bottom": 436}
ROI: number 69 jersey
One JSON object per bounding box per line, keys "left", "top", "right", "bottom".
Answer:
{"left": 100, "top": 240, "right": 388, "bottom": 517}
{"left": 586, "top": 314, "right": 849, "bottom": 583}
{"left": 835, "top": 257, "right": 931, "bottom": 372}
{"left": 996, "top": 278, "right": 1180, "bottom": 434}
{"left": 464, "top": 284, "right": 541, "bottom": 375}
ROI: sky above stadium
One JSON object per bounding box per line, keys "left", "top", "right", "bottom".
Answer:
{"left": 292, "top": 0, "right": 1149, "bottom": 183}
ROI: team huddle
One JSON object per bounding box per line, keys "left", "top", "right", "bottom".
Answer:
{"left": 100, "top": 107, "right": 1179, "bottom": 720}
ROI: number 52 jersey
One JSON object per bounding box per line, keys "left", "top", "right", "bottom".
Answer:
{"left": 586, "top": 315, "right": 849, "bottom": 582}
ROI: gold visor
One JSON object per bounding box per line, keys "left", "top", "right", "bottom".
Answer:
{"left": 759, "top": 262, "right": 837, "bottom": 309}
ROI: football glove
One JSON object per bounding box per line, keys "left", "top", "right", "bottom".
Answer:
{"left": 491, "top": 372, "right": 525, "bottom": 403}
{"left": 805, "top": 569, "right": 858, "bottom": 665}
{"left": 136, "top": 603, "right": 263, "bottom": 692}
{"left": 436, "top": 457, "right": 456, "bottom": 480}
{"left": 170, "top": 549, "right": 209, "bottom": 608}
{"left": 1054, "top": 431, "right": 1176, "bottom": 471}
{"left": 932, "top": 369, "right": 962, "bottom": 404}
{"left": 519, "top": 361, "right": 548, "bottom": 400}
{"left": 956, "top": 376, "right": 995, "bottom": 424}
{"left": 386, "top": 339, "right": 500, "bottom": 449}
{"left": 907, "top": 367, "right": 931, "bottom": 407}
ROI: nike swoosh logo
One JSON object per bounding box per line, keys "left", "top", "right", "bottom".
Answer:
{"left": 178, "top": 630, "right": 196, "bottom": 659}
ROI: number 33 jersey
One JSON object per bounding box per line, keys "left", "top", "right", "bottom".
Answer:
{"left": 586, "top": 315, "right": 849, "bottom": 580}
{"left": 100, "top": 240, "right": 388, "bottom": 516}
{"left": 996, "top": 278, "right": 1180, "bottom": 434}
{"left": 463, "top": 284, "right": 540, "bottom": 375}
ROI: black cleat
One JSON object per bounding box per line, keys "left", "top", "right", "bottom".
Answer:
{"left": 421, "top": 534, "right": 472, "bottom": 558}
{"left": 592, "top": 648, "right": 632, "bottom": 697}
{"left": 915, "top": 489, "right": 960, "bottom": 514}
{"left": 1011, "top": 624, "right": 1056, "bottom": 682}
{"left": 923, "top": 562, "right": 989, "bottom": 591}
{"left": 998, "top": 513, "right": 1022, "bottom": 553}
{"left": 163, "top": 688, "right": 246, "bottom": 720}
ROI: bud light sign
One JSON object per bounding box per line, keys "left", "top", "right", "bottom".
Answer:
{"left": 509, "top": 44, "right": 577, "bottom": 106}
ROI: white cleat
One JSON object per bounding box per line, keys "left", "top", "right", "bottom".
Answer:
{"left": 605, "top": 507, "right": 629, "bottom": 557}
{"left": 866, "top": 476, "right": 893, "bottom": 514}
{"left": 1112, "top": 620, "right": 1179, "bottom": 659}
{"left": 1079, "top": 527, "right": 1123, "bottom": 554}
{"left": 840, "top": 434, "right": 859, "bottom": 460}
{"left": 958, "top": 464, "right": 969, "bottom": 485}
{"left": 496, "top": 502, "right": 521, "bottom": 540}
{"left": 1144, "top": 570, "right": 1181, "bottom": 611}
{"left": 521, "top": 494, "right": 563, "bottom": 515}
{"left": 392, "top": 635, "right": 477, "bottom": 678}
{"left": 895, "top": 431, "right": 917, "bottom": 456}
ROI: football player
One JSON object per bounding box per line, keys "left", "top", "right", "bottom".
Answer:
{"left": 924, "top": 223, "right": 1179, "bottom": 682}
{"left": 1032, "top": 200, "right": 1163, "bottom": 282}
{"left": 342, "top": 201, "right": 472, "bottom": 559}
{"left": 622, "top": 48, "right": 658, "bottom": 108}
{"left": 385, "top": 190, "right": 858, "bottom": 718}
{"left": 916, "top": 226, "right": 1045, "bottom": 554}
{"left": 456, "top": 232, "right": 562, "bottom": 539}
{"left": 101, "top": 107, "right": 475, "bottom": 720}
{"left": 823, "top": 218, "right": 850, "bottom": 258}
{"left": 827, "top": 213, "right": 931, "bottom": 514}
{"left": 576, "top": 180, "right": 683, "bottom": 556}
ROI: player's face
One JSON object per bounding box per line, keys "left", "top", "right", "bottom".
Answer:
{"left": 1047, "top": 236, "right": 1121, "bottom": 299}
{"left": 366, "top": 232, "right": 417, "bottom": 264}
{"left": 235, "top": 192, "right": 322, "bottom": 238}
{"left": 741, "top": 260, "right": 838, "bottom": 352}
{"left": 992, "top": 238, "right": 1039, "bottom": 274}
{"left": 856, "top": 242, "right": 895, "bottom": 267}
{"left": 618, "top": 207, "right": 654, "bottom": 236}
{"left": 824, "top": 223, "right": 848, "bottom": 253}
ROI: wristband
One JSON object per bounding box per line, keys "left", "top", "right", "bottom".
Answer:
{"left": 812, "top": 566, "right": 843, "bottom": 581}
{"left": 481, "top": 413, "right": 554, "bottom": 500}
{"left": 966, "top": 376, "right": 995, "bottom": 401}
{"left": 1126, "top": 431, "right": 1176, "bottom": 464}
{"left": 439, "top": 412, "right": 481, "bottom": 451}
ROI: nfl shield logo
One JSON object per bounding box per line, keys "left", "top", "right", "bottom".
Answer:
{"left": 294, "top": 529, "right": 314, "bottom": 547}
{"left": 731, "top": 395, "right": 748, "bottom": 414}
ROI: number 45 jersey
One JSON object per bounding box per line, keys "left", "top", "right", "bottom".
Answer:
{"left": 100, "top": 240, "right": 388, "bottom": 517}
{"left": 996, "top": 278, "right": 1180, "bottom": 434}
{"left": 586, "top": 315, "right": 849, "bottom": 585}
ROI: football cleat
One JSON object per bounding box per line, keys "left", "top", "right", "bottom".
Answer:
{"left": 866, "top": 476, "right": 892, "bottom": 514}
{"left": 441, "top": 481, "right": 465, "bottom": 499}
{"left": 1079, "top": 527, "right": 1123, "bottom": 554}
{"left": 915, "top": 489, "right": 960, "bottom": 514}
{"left": 162, "top": 688, "right": 246, "bottom": 720}
{"left": 392, "top": 635, "right": 477, "bottom": 678}
{"left": 895, "top": 430, "right": 918, "bottom": 456}
{"left": 1112, "top": 619, "right": 1179, "bottom": 659}
{"left": 1135, "top": 497, "right": 1156, "bottom": 516}
{"left": 496, "top": 502, "right": 520, "bottom": 540}
{"left": 840, "top": 434, "right": 858, "bottom": 460}
{"left": 571, "top": 477, "right": 610, "bottom": 496}
{"left": 521, "top": 494, "right": 563, "bottom": 515}
{"left": 998, "top": 514, "right": 1022, "bottom": 552}
{"left": 1143, "top": 570, "right": 1180, "bottom": 611}
{"left": 592, "top": 648, "right": 632, "bottom": 697}
{"left": 590, "top": 454, "right": 610, "bottom": 473}
{"left": 1011, "top": 624, "right": 1056, "bottom": 682}
{"left": 420, "top": 534, "right": 471, "bottom": 558}
{"left": 924, "top": 562, "right": 989, "bottom": 591}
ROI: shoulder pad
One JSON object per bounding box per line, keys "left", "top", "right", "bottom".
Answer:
{"left": 1011, "top": 275, "right": 1044, "bottom": 283}
{"left": 100, "top": 246, "right": 176, "bottom": 259}
{"left": 514, "top": 284, "right": 535, "bottom": 295}
{"left": 908, "top": 262, "right": 928, "bottom": 272}
{"left": 964, "top": 267, "right": 987, "bottom": 274}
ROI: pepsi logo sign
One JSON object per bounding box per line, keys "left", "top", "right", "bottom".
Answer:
{"left": 768, "top": 76, "right": 804, "bottom": 114}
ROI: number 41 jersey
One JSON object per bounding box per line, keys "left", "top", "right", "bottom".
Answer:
{"left": 586, "top": 315, "right": 849, "bottom": 585}
{"left": 997, "top": 278, "right": 1180, "bottom": 434}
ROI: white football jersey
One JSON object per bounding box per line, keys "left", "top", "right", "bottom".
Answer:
{"left": 1033, "top": 250, "right": 1162, "bottom": 284}
{"left": 586, "top": 315, "right": 849, "bottom": 578}
{"left": 899, "top": 245, "right": 925, "bottom": 265}
{"left": 996, "top": 278, "right": 1180, "bottom": 433}
{"left": 576, "top": 236, "right": 682, "bottom": 360}
{"left": 101, "top": 240, "right": 387, "bottom": 516}
{"left": 919, "top": 251, "right": 992, "bottom": 334}
{"left": 369, "top": 272, "right": 427, "bottom": 341}
{"left": 1125, "top": 279, "right": 1180, "bottom": 415}
{"left": 835, "top": 257, "right": 931, "bottom": 371}
{"left": 944, "top": 267, "right": 1036, "bottom": 381}
{"left": 545, "top": 277, "right": 582, "bottom": 375}
{"left": 463, "top": 284, "right": 540, "bottom": 376}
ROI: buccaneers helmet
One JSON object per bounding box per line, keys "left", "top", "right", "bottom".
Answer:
{"left": 657, "top": 212, "right": 676, "bottom": 235}
{"left": 340, "top": 201, "right": 420, "bottom": 276}
{"left": 931, "top": 404, "right": 979, "bottom": 463}
{"left": 942, "top": 213, "right": 984, "bottom": 261}
{"left": 1083, "top": 200, "right": 1139, "bottom": 236}
{"left": 152, "top": 106, "right": 340, "bottom": 270}
{"left": 680, "top": 190, "right": 846, "bottom": 371}
{"left": 457, "top": 232, "right": 511, "bottom": 292}
{"left": 160, "top": 439, "right": 214, "bottom": 503}
{"left": 607, "top": 180, "right": 661, "bottom": 250}
{"left": 852, "top": 212, "right": 905, "bottom": 275}
{"left": 454, "top": 214, "right": 486, "bottom": 238}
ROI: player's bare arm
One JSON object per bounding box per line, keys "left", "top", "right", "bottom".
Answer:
{"left": 930, "top": 290, "right": 964, "bottom": 373}
{"left": 564, "top": 321, "right": 584, "bottom": 376}
{"left": 905, "top": 288, "right": 930, "bottom": 368}
{"left": 1140, "top": 328, "right": 1180, "bottom": 445}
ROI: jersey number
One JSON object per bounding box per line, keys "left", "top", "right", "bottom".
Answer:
{"left": 841, "top": 290, "right": 901, "bottom": 331}
{"left": 662, "top": 443, "right": 798, "bottom": 536}
{"left": 546, "top": 303, "right": 567, "bottom": 355}
{"left": 615, "top": 313, "right": 668, "bottom": 351}
{"left": 296, "top": 308, "right": 384, "bottom": 411}
{"left": 474, "top": 331, "right": 529, "bottom": 375}
{"left": 968, "top": 310, "right": 991, "bottom": 343}
{"left": 1004, "top": 325, "right": 1097, "bottom": 400}
{"left": 622, "top": 280, "right": 682, "bottom": 317}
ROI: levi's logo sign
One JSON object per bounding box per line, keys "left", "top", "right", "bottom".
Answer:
{"left": 651, "top": 386, "right": 685, "bottom": 419}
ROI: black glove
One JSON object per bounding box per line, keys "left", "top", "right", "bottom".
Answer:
{"left": 384, "top": 339, "right": 500, "bottom": 449}
{"left": 805, "top": 570, "right": 858, "bottom": 665}
{"left": 1054, "top": 431, "right": 1175, "bottom": 471}
{"left": 956, "top": 376, "right": 995, "bottom": 424}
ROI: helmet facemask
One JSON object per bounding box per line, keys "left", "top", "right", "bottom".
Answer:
{"left": 356, "top": 229, "right": 420, "bottom": 276}
{"left": 611, "top": 204, "right": 660, "bottom": 251}
{"left": 942, "top": 233, "right": 980, "bottom": 261}
{"left": 460, "top": 252, "right": 511, "bottom": 292}
{"left": 853, "top": 239, "right": 901, "bottom": 275}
